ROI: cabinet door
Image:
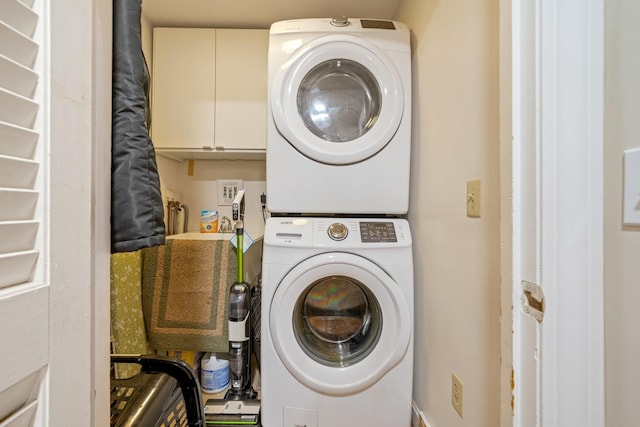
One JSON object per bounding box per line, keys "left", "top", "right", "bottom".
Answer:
{"left": 151, "top": 28, "right": 216, "bottom": 149}
{"left": 214, "top": 29, "right": 268, "bottom": 151}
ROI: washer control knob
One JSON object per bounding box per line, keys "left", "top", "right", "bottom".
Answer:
{"left": 328, "top": 222, "right": 349, "bottom": 241}
{"left": 330, "top": 16, "right": 350, "bottom": 27}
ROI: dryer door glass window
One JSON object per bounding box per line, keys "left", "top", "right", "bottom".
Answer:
{"left": 297, "top": 59, "right": 381, "bottom": 143}
{"left": 293, "top": 275, "right": 382, "bottom": 367}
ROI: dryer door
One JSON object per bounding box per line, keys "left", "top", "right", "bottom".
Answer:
{"left": 270, "top": 35, "right": 405, "bottom": 165}
{"left": 269, "top": 252, "right": 411, "bottom": 396}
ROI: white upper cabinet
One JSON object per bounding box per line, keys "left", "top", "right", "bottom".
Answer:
{"left": 151, "top": 28, "right": 268, "bottom": 160}
{"left": 215, "top": 29, "right": 268, "bottom": 151}
{"left": 151, "top": 28, "right": 216, "bottom": 151}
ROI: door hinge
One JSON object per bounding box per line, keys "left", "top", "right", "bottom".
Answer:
{"left": 521, "top": 280, "right": 544, "bottom": 323}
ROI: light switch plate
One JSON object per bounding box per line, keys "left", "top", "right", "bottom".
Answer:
{"left": 466, "top": 179, "right": 481, "bottom": 218}
{"left": 623, "top": 148, "right": 640, "bottom": 226}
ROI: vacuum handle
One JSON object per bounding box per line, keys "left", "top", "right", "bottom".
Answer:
{"left": 235, "top": 220, "right": 244, "bottom": 283}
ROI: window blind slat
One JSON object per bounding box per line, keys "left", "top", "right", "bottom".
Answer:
{"left": 0, "top": 0, "right": 38, "bottom": 38}
{"left": 0, "top": 21, "right": 38, "bottom": 68}
{"left": 0, "top": 122, "right": 38, "bottom": 160}
{"left": 0, "top": 89, "right": 38, "bottom": 129}
{"left": 0, "top": 221, "right": 38, "bottom": 254}
{"left": 0, "top": 371, "right": 39, "bottom": 423}
{"left": 0, "top": 190, "right": 37, "bottom": 221}
{"left": 0, "top": 156, "right": 38, "bottom": 189}
{"left": 0, "top": 400, "right": 37, "bottom": 427}
{"left": 0, "top": 250, "right": 38, "bottom": 289}
{"left": 0, "top": 55, "right": 38, "bottom": 98}
{"left": 18, "top": 0, "right": 35, "bottom": 9}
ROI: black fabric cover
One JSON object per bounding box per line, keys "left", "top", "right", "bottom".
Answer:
{"left": 111, "top": 0, "right": 165, "bottom": 252}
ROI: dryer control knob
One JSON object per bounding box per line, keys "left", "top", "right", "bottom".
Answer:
{"left": 330, "top": 16, "right": 350, "bottom": 27}
{"left": 328, "top": 222, "right": 349, "bottom": 241}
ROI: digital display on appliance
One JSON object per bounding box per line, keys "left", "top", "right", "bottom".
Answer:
{"left": 360, "top": 20, "right": 396, "bottom": 30}
{"left": 359, "top": 222, "right": 397, "bottom": 242}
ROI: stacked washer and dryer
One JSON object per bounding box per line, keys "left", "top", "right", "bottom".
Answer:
{"left": 262, "top": 17, "right": 413, "bottom": 427}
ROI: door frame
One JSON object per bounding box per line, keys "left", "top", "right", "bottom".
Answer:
{"left": 501, "top": 0, "right": 605, "bottom": 425}
{"left": 47, "top": 0, "right": 112, "bottom": 424}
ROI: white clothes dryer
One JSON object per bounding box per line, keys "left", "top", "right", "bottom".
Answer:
{"left": 267, "top": 18, "right": 412, "bottom": 215}
{"left": 261, "top": 217, "right": 414, "bottom": 427}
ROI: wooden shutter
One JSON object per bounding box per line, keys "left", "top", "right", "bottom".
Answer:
{"left": 0, "top": 0, "right": 50, "bottom": 425}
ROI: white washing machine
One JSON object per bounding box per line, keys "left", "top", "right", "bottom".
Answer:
{"left": 261, "top": 217, "right": 414, "bottom": 427}
{"left": 267, "top": 18, "right": 412, "bottom": 215}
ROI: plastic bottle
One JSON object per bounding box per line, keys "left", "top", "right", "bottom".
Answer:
{"left": 200, "top": 353, "right": 230, "bottom": 394}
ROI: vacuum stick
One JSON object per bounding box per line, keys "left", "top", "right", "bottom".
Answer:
{"left": 227, "top": 220, "right": 251, "bottom": 397}
{"left": 204, "top": 190, "right": 259, "bottom": 426}
{"left": 227, "top": 191, "right": 256, "bottom": 400}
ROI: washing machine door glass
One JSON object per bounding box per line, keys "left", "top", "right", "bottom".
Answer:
{"left": 297, "top": 59, "right": 381, "bottom": 143}
{"left": 271, "top": 35, "right": 405, "bottom": 165}
{"left": 293, "top": 275, "right": 382, "bottom": 367}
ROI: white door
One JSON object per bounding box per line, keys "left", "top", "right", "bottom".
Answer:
{"left": 270, "top": 35, "right": 405, "bottom": 165}
{"left": 509, "top": 0, "right": 605, "bottom": 426}
{"left": 0, "top": 0, "right": 109, "bottom": 425}
{"left": 0, "top": 1, "right": 53, "bottom": 423}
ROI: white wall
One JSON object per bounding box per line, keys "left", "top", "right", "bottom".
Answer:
{"left": 157, "top": 158, "right": 267, "bottom": 236}
{"left": 604, "top": 1, "right": 640, "bottom": 425}
{"left": 395, "top": 1, "right": 501, "bottom": 426}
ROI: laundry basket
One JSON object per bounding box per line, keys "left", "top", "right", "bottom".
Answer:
{"left": 110, "top": 355, "right": 205, "bottom": 426}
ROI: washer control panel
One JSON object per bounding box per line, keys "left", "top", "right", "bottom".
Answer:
{"left": 359, "top": 221, "right": 397, "bottom": 243}
{"left": 265, "top": 218, "right": 410, "bottom": 248}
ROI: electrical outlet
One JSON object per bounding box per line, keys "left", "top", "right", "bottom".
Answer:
{"left": 452, "top": 373, "right": 464, "bottom": 418}
{"left": 217, "top": 179, "right": 243, "bottom": 206}
{"left": 466, "top": 179, "right": 481, "bottom": 217}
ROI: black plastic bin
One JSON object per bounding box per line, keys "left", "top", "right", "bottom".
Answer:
{"left": 110, "top": 355, "right": 205, "bottom": 427}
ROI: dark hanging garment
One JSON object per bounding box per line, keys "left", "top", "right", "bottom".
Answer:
{"left": 111, "top": 0, "right": 165, "bottom": 252}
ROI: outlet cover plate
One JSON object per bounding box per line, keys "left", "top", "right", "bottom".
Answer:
{"left": 218, "top": 179, "right": 243, "bottom": 206}
{"left": 452, "top": 373, "right": 464, "bottom": 418}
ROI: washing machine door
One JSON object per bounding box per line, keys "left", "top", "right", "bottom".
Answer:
{"left": 269, "top": 252, "right": 411, "bottom": 396}
{"left": 271, "top": 35, "right": 405, "bottom": 165}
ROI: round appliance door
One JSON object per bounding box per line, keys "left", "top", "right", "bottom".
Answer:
{"left": 271, "top": 35, "right": 405, "bottom": 165}
{"left": 269, "top": 252, "right": 411, "bottom": 396}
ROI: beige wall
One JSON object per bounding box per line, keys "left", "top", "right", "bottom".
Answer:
{"left": 395, "top": 1, "right": 501, "bottom": 426}
{"left": 141, "top": 13, "right": 153, "bottom": 73}
{"left": 144, "top": 4, "right": 502, "bottom": 424}
{"left": 604, "top": 1, "right": 640, "bottom": 425}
